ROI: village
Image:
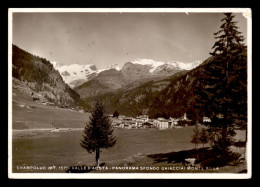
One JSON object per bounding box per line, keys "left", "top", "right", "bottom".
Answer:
{"left": 109, "top": 113, "right": 212, "bottom": 130}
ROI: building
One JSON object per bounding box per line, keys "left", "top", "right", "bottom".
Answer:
{"left": 142, "top": 122, "right": 153, "bottom": 128}
{"left": 183, "top": 113, "right": 187, "bottom": 120}
{"left": 124, "top": 121, "right": 137, "bottom": 129}
{"left": 119, "top": 123, "right": 124, "bottom": 128}
{"left": 135, "top": 115, "right": 149, "bottom": 122}
{"left": 153, "top": 117, "right": 169, "bottom": 129}
{"left": 123, "top": 117, "right": 137, "bottom": 129}
{"left": 32, "top": 97, "right": 40, "bottom": 102}
{"left": 203, "top": 117, "right": 211, "bottom": 123}
{"left": 124, "top": 123, "right": 132, "bottom": 129}
{"left": 118, "top": 115, "right": 126, "bottom": 120}
{"left": 111, "top": 122, "right": 118, "bottom": 127}
{"left": 168, "top": 117, "right": 178, "bottom": 127}
{"left": 123, "top": 117, "right": 134, "bottom": 121}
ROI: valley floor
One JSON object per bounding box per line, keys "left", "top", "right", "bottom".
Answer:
{"left": 12, "top": 127, "right": 247, "bottom": 174}
{"left": 11, "top": 83, "right": 247, "bottom": 174}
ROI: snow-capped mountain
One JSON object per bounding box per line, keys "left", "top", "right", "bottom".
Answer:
{"left": 106, "top": 64, "right": 121, "bottom": 71}
{"left": 50, "top": 61, "right": 120, "bottom": 88}
{"left": 75, "top": 59, "right": 203, "bottom": 99}
{"left": 130, "top": 59, "right": 202, "bottom": 73}
{"left": 51, "top": 59, "right": 202, "bottom": 90}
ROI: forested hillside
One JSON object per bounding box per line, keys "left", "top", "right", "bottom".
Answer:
{"left": 83, "top": 52, "right": 247, "bottom": 129}
{"left": 12, "top": 45, "right": 80, "bottom": 107}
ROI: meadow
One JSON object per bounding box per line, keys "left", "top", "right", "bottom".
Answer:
{"left": 13, "top": 127, "right": 201, "bottom": 173}
{"left": 11, "top": 88, "right": 247, "bottom": 173}
{"left": 12, "top": 127, "right": 246, "bottom": 173}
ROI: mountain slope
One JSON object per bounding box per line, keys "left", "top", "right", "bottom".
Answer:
{"left": 50, "top": 61, "right": 121, "bottom": 88}
{"left": 81, "top": 55, "right": 247, "bottom": 125}
{"left": 75, "top": 59, "right": 202, "bottom": 98}
{"left": 12, "top": 45, "right": 80, "bottom": 107}
{"left": 81, "top": 70, "right": 188, "bottom": 115}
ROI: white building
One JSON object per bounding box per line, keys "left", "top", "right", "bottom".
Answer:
{"left": 183, "top": 113, "right": 187, "bottom": 120}
{"left": 153, "top": 118, "right": 169, "bottom": 129}
{"left": 118, "top": 115, "right": 126, "bottom": 120}
{"left": 168, "top": 117, "right": 178, "bottom": 127}
{"left": 203, "top": 117, "right": 211, "bottom": 123}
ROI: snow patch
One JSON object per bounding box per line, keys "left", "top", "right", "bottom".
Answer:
{"left": 131, "top": 59, "right": 165, "bottom": 73}
{"left": 131, "top": 59, "right": 201, "bottom": 72}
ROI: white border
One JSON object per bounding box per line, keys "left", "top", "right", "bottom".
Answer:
{"left": 8, "top": 8, "right": 252, "bottom": 179}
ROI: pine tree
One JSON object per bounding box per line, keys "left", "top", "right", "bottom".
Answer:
{"left": 81, "top": 100, "right": 117, "bottom": 167}
{"left": 200, "top": 128, "right": 209, "bottom": 147}
{"left": 113, "top": 110, "right": 119, "bottom": 118}
{"left": 195, "top": 13, "right": 247, "bottom": 154}
{"left": 191, "top": 122, "right": 200, "bottom": 148}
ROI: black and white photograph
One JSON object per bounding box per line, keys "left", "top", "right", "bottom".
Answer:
{"left": 8, "top": 8, "right": 252, "bottom": 179}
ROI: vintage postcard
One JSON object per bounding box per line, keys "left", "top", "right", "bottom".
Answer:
{"left": 8, "top": 8, "right": 252, "bottom": 179}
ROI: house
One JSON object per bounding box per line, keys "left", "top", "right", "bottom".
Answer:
{"left": 153, "top": 118, "right": 169, "bottom": 129}
{"left": 124, "top": 123, "right": 132, "bottom": 129}
{"left": 135, "top": 115, "right": 149, "bottom": 126}
{"left": 138, "top": 115, "right": 149, "bottom": 122}
{"left": 124, "top": 121, "right": 137, "bottom": 129}
{"left": 123, "top": 117, "right": 134, "bottom": 121}
{"left": 32, "top": 97, "right": 40, "bottom": 102}
{"left": 112, "top": 123, "right": 122, "bottom": 128}
{"left": 142, "top": 122, "right": 153, "bottom": 128}
{"left": 159, "top": 121, "right": 169, "bottom": 129}
{"left": 119, "top": 123, "right": 124, "bottom": 128}
{"left": 203, "top": 117, "right": 211, "bottom": 123}
{"left": 168, "top": 117, "right": 178, "bottom": 128}
{"left": 118, "top": 115, "right": 126, "bottom": 120}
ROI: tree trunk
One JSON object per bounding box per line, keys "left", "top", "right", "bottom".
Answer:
{"left": 96, "top": 148, "right": 100, "bottom": 167}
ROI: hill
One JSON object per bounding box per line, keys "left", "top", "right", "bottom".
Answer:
{"left": 82, "top": 55, "right": 247, "bottom": 127}
{"left": 12, "top": 45, "right": 80, "bottom": 107}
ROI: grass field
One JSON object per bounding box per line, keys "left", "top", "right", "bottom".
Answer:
{"left": 12, "top": 127, "right": 246, "bottom": 173}
{"left": 12, "top": 87, "right": 90, "bottom": 129}
{"left": 11, "top": 86, "right": 247, "bottom": 174}
{"left": 12, "top": 127, "right": 200, "bottom": 173}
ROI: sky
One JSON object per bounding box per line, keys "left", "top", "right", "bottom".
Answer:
{"left": 12, "top": 12, "right": 247, "bottom": 69}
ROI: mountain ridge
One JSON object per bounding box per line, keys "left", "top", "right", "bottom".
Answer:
{"left": 51, "top": 59, "right": 202, "bottom": 89}
{"left": 73, "top": 59, "right": 202, "bottom": 98}
{"left": 79, "top": 55, "right": 246, "bottom": 122}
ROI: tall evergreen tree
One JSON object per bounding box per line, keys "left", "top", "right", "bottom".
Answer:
{"left": 195, "top": 13, "right": 247, "bottom": 154}
{"left": 113, "top": 110, "right": 119, "bottom": 118}
{"left": 200, "top": 128, "right": 209, "bottom": 147}
{"left": 191, "top": 122, "right": 200, "bottom": 148}
{"left": 81, "top": 100, "right": 117, "bottom": 167}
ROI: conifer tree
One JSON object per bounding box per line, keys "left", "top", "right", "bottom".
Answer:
{"left": 113, "top": 110, "right": 119, "bottom": 118}
{"left": 191, "top": 122, "right": 200, "bottom": 148}
{"left": 200, "top": 128, "right": 209, "bottom": 147}
{"left": 81, "top": 100, "right": 117, "bottom": 167}
{"left": 195, "top": 13, "right": 247, "bottom": 154}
